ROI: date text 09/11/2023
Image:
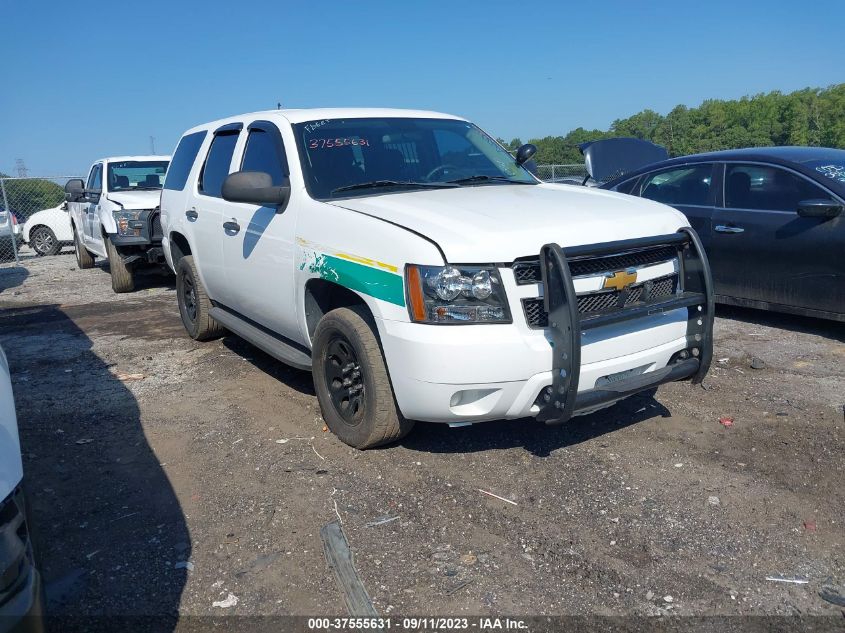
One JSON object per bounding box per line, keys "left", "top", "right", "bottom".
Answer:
{"left": 306, "top": 617, "right": 529, "bottom": 631}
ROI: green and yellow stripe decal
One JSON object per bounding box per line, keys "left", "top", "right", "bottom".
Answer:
{"left": 299, "top": 242, "right": 405, "bottom": 307}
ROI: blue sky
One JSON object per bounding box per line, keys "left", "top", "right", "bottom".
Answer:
{"left": 2, "top": 0, "right": 843, "bottom": 175}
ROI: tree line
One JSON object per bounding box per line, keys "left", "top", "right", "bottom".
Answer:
{"left": 499, "top": 84, "right": 845, "bottom": 164}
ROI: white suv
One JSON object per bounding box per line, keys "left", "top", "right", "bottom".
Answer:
{"left": 66, "top": 155, "right": 171, "bottom": 292}
{"left": 160, "top": 109, "right": 714, "bottom": 449}
{"left": 23, "top": 203, "right": 73, "bottom": 256}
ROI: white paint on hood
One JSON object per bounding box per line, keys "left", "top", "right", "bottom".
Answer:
{"left": 329, "top": 183, "right": 689, "bottom": 263}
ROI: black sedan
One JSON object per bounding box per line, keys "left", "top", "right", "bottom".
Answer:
{"left": 597, "top": 146, "right": 845, "bottom": 322}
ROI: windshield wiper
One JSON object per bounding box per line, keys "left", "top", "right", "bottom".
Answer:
{"left": 446, "top": 175, "right": 530, "bottom": 185}
{"left": 332, "top": 180, "right": 458, "bottom": 195}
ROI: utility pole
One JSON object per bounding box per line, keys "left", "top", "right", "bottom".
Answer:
{"left": 149, "top": 136, "right": 156, "bottom": 154}
{"left": 15, "top": 159, "right": 28, "bottom": 177}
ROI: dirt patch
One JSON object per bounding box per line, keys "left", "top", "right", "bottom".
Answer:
{"left": 1, "top": 256, "right": 843, "bottom": 621}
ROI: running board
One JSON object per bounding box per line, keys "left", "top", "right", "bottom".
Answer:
{"left": 209, "top": 307, "right": 312, "bottom": 371}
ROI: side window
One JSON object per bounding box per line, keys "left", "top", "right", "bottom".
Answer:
{"left": 639, "top": 164, "right": 712, "bottom": 206}
{"left": 164, "top": 131, "right": 207, "bottom": 191}
{"left": 613, "top": 177, "right": 640, "bottom": 195}
{"left": 198, "top": 131, "right": 240, "bottom": 198}
{"left": 86, "top": 164, "right": 102, "bottom": 191}
{"left": 725, "top": 164, "right": 829, "bottom": 212}
{"left": 241, "top": 128, "right": 288, "bottom": 186}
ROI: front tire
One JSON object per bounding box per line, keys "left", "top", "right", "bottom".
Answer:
{"left": 104, "top": 235, "right": 134, "bottom": 293}
{"left": 31, "top": 226, "right": 60, "bottom": 256}
{"left": 312, "top": 306, "right": 414, "bottom": 449}
{"left": 176, "top": 255, "right": 224, "bottom": 341}
{"left": 73, "top": 227, "right": 94, "bottom": 269}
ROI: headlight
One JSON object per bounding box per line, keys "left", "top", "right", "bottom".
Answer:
{"left": 113, "top": 210, "right": 144, "bottom": 236}
{"left": 406, "top": 264, "right": 511, "bottom": 324}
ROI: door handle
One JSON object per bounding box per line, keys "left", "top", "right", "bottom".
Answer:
{"left": 185, "top": 208, "right": 198, "bottom": 220}
{"left": 223, "top": 219, "right": 241, "bottom": 234}
{"left": 714, "top": 225, "right": 745, "bottom": 234}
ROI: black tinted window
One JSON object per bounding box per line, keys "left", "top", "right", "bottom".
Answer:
{"left": 164, "top": 131, "right": 207, "bottom": 191}
{"left": 199, "top": 131, "right": 239, "bottom": 198}
{"left": 640, "top": 165, "right": 712, "bottom": 206}
{"left": 725, "top": 164, "right": 829, "bottom": 212}
{"left": 614, "top": 177, "right": 639, "bottom": 195}
{"left": 241, "top": 128, "right": 288, "bottom": 185}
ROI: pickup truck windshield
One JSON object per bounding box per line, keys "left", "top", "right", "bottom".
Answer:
{"left": 294, "top": 118, "right": 536, "bottom": 199}
{"left": 108, "top": 160, "right": 170, "bottom": 192}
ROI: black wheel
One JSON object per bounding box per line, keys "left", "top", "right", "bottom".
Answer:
{"left": 312, "top": 306, "right": 414, "bottom": 449}
{"left": 31, "top": 226, "right": 60, "bottom": 256}
{"left": 176, "top": 255, "right": 224, "bottom": 341}
{"left": 104, "top": 235, "right": 134, "bottom": 293}
{"left": 73, "top": 226, "right": 94, "bottom": 269}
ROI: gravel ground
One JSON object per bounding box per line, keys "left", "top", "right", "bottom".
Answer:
{"left": 1, "top": 254, "right": 843, "bottom": 627}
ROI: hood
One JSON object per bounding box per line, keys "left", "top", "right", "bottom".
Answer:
{"left": 580, "top": 138, "right": 669, "bottom": 182}
{"left": 0, "top": 345, "right": 23, "bottom": 498}
{"left": 106, "top": 190, "right": 161, "bottom": 209}
{"left": 329, "top": 183, "right": 689, "bottom": 262}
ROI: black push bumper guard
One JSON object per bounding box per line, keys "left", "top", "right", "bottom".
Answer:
{"left": 536, "top": 227, "right": 714, "bottom": 425}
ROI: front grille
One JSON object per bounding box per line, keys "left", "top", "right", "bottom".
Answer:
{"left": 150, "top": 212, "right": 163, "bottom": 240}
{"left": 522, "top": 273, "right": 679, "bottom": 328}
{"left": 511, "top": 245, "right": 678, "bottom": 285}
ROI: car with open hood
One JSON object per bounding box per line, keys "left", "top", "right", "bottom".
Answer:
{"left": 65, "top": 155, "right": 171, "bottom": 292}
{"left": 160, "top": 109, "right": 714, "bottom": 448}
{"left": 597, "top": 143, "right": 845, "bottom": 322}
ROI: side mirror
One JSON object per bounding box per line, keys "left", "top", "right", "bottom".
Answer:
{"left": 797, "top": 198, "right": 843, "bottom": 219}
{"left": 222, "top": 171, "right": 290, "bottom": 209}
{"left": 60, "top": 201, "right": 68, "bottom": 211}
{"left": 64, "top": 178, "right": 85, "bottom": 202}
{"left": 515, "top": 143, "right": 537, "bottom": 166}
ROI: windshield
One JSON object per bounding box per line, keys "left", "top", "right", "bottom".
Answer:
{"left": 293, "top": 117, "right": 536, "bottom": 199}
{"left": 107, "top": 160, "right": 169, "bottom": 191}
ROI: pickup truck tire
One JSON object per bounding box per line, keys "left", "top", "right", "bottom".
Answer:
{"left": 73, "top": 227, "right": 94, "bottom": 269}
{"left": 31, "top": 226, "right": 60, "bottom": 256}
{"left": 312, "top": 307, "right": 414, "bottom": 449}
{"left": 176, "top": 255, "right": 224, "bottom": 341}
{"left": 105, "top": 236, "right": 135, "bottom": 293}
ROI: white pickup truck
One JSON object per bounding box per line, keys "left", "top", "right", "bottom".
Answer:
{"left": 160, "top": 109, "right": 714, "bottom": 449}
{"left": 65, "top": 155, "right": 171, "bottom": 292}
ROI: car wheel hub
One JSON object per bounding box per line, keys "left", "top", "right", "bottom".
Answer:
{"left": 324, "top": 337, "right": 364, "bottom": 425}
{"left": 183, "top": 274, "right": 197, "bottom": 322}
{"left": 34, "top": 230, "right": 54, "bottom": 253}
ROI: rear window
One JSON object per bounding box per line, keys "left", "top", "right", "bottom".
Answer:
{"left": 164, "top": 131, "right": 207, "bottom": 191}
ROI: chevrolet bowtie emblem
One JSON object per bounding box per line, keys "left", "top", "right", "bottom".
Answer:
{"left": 602, "top": 268, "right": 638, "bottom": 291}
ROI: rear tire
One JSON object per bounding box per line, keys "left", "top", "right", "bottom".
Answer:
{"left": 176, "top": 255, "right": 224, "bottom": 341}
{"left": 31, "top": 226, "right": 60, "bottom": 256}
{"left": 312, "top": 306, "right": 414, "bottom": 449}
{"left": 73, "top": 227, "right": 94, "bottom": 269}
{"left": 105, "top": 235, "right": 134, "bottom": 293}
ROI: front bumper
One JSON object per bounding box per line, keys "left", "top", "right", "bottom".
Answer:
{"left": 379, "top": 229, "right": 714, "bottom": 425}
{"left": 537, "top": 228, "right": 713, "bottom": 424}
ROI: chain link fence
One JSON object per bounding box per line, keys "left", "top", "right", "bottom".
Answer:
{"left": 0, "top": 176, "right": 82, "bottom": 267}
{"left": 535, "top": 164, "right": 589, "bottom": 184}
